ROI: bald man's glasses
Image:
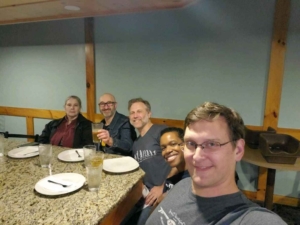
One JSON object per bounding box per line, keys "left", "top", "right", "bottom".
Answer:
{"left": 98, "top": 101, "right": 116, "bottom": 107}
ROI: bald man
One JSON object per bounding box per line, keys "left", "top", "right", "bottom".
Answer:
{"left": 97, "top": 93, "right": 136, "bottom": 155}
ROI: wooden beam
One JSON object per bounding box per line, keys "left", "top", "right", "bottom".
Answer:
{"left": 256, "top": 167, "right": 268, "bottom": 202}
{"left": 277, "top": 127, "right": 300, "bottom": 140}
{"left": 85, "top": 17, "right": 96, "bottom": 122}
{"left": 258, "top": 0, "right": 291, "bottom": 203}
{"left": 0, "top": 106, "right": 67, "bottom": 119}
{"left": 263, "top": 0, "right": 291, "bottom": 130}
{"left": 26, "top": 116, "right": 34, "bottom": 141}
{"left": 243, "top": 190, "right": 300, "bottom": 207}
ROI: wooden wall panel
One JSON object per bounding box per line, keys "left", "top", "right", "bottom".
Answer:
{"left": 258, "top": 0, "right": 291, "bottom": 203}
{"left": 263, "top": 0, "right": 290, "bottom": 130}
{"left": 85, "top": 17, "right": 96, "bottom": 122}
{"left": 0, "top": 106, "right": 66, "bottom": 119}
{"left": 243, "top": 190, "right": 300, "bottom": 207}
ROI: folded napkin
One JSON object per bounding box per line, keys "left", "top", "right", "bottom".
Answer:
{"left": 142, "top": 186, "right": 150, "bottom": 209}
{"left": 15, "top": 147, "right": 39, "bottom": 156}
{"left": 39, "top": 176, "right": 76, "bottom": 192}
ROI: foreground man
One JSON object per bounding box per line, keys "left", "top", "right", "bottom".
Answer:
{"left": 97, "top": 93, "right": 136, "bottom": 155}
{"left": 146, "top": 102, "right": 286, "bottom": 225}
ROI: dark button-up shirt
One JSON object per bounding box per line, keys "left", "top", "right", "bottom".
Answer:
{"left": 100, "top": 111, "right": 136, "bottom": 155}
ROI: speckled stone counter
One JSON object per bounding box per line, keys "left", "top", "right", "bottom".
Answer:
{"left": 0, "top": 140, "right": 144, "bottom": 225}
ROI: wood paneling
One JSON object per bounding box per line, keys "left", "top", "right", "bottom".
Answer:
{"left": 85, "top": 17, "right": 96, "bottom": 122}
{"left": 0, "top": 0, "right": 196, "bottom": 25}
{"left": 277, "top": 127, "right": 300, "bottom": 140}
{"left": 258, "top": 0, "right": 291, "bottom": 204}
{"left": 151, "top": 118, "right": 184, "bottom": 128}
{"left": 243, "top": 190, "right": 300, "bottom": 207}
{"left": 263, "top": 0, "right": 291, "bottom": 131}
{"left": 0, "top": 106, "right": 69, "bottom": 119}
{"left": 1, "top": 106, "right": 300, "bottom": 138}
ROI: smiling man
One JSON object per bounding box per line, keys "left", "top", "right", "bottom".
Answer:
{"left": 160, "top": 127, "right": 189, "bottom": 192}
{"left": 122, "top": 98, "right": 171, "bottom": 225}
{"left": 146, "top": 102, "right": 286, "bottom": 225}
{"left": 96, "top": 93, "right": 136, "bottom": 155}
{"left": 151, "top": 127, "right": 190, "bottom": 210}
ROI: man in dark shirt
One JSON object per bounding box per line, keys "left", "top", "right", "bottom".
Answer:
{"left": 96, "top": 93, "right": 136, "bottom": 155}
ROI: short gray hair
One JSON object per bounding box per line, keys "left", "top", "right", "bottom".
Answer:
{"left": 65, "top": 95, "right": 82, "bottom": 108}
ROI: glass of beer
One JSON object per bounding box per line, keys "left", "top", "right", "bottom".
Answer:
{"left": 92, "top": 122, "right": 104, "bottom": 150}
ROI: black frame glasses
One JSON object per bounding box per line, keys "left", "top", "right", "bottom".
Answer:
{"left": 98, "top": 101, "right": 116, "bottom": 107}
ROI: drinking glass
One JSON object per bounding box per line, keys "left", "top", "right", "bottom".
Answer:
{"left": 92, "top": 122, "right": 104, "bottom": 150}
{"left": 86, "top": 152, "right": 104, "bottom": 192}
{"left": 39, "top": 144, "right": 52, "bottom": 168}
{"left": 83, "top": 145, "right": 96, "bottom": 167}
{"left": 0, "top": 133, "right": 4, "bottom": 157}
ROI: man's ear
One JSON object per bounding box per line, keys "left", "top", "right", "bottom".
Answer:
{"left": 235, "top": 139, "right": 245, "bottom": 162}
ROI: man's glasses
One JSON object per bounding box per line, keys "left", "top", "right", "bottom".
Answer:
{"left": 161, "top": 142, "right": 183, "bottom": 151}
{"left": 184, "top": 140, "right": 234, "bottom": 153}
{"left": 98, "top": 101, "right": 116, "bottom": 107}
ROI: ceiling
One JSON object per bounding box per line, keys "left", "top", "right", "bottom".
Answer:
{"left": 0, "top": 0, "right": 196, "bottom": 25}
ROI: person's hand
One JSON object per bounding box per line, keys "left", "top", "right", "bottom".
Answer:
{"left": 145, "top": 185, "right": 164, "bottom": 206}
{"left": 97, "top": 129, "right": 113, "bottom": 146}
{"left": 152, "top": 192, "right": 166, "bottom": 209}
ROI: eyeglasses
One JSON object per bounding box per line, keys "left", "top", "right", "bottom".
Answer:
{"left": 184, "top": 140, "right": 234, "bottom": 153}
{"left": 98, "top": 101, "right": 116, "bottom": 107}
{"left": 161, "top": 142, "right": 183, "bottom": 151}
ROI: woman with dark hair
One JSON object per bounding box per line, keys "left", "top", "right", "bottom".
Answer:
{"left": 38, "top": 95, "right": 93, "bottom": 148}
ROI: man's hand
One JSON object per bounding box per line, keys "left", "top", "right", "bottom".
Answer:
{"left": 145, "top": 184, "right": 164, "bottom": 206}
{"left": 152, "top": 192, "right": 166, "bottom": 209}
{"left": 97, "top": 129, "right": 113, "bottom": 146}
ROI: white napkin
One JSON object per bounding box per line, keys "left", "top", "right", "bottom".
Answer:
{"left": 15, "top": 147, "right": 38, "bottom": 156}
{"left": 142, "top": 186, "right": 150, "bottom": 209}
{"left": 39, "top": 176, "right": 76, "bottom": 192}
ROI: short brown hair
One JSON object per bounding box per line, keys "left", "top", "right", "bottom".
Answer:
{"left": 184, "top": 102, "right": 245, "bottom": 143}
{"left": 128, "top": 98, "right": 151, "bottom": 112}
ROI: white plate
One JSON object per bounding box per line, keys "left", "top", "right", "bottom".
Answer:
{"left": 35, "top": 173, "right": 86, "bottom": 196}
{"left": 57, "top": 149, "right": 84, "bottom": 162}
{"left": 103, "top": 156, "right": 139, "bottom": 173}
{"left": 8, "top": 146, "right": 39, "bottom": 158}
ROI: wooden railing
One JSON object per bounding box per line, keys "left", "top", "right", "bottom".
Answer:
{"left": 1, "top": 105, "right": 300, "bottom": 207}
{"left": 0, "top": 106, "right": 185, "bottom": 135}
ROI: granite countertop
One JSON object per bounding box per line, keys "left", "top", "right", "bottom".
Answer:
{"left": 0, "top": 140, "right": 144, "bottom": 225}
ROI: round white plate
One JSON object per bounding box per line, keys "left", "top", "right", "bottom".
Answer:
{"left": 57, "top": 149, "right": 84, "bottom": 162}
{"left": 103, "top": 156, "right": 139, "bottom": 173}
{"left": 8, "top": 146, "right": 39, "bottom": 158}
{"left": 35, "top": 173, "right": 86, "bottom": 196}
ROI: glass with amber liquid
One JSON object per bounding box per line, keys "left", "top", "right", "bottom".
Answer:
{"left": 87, "top": 152, "right": 104, "bottom": 192}
{"left": 91, "top": 122, "right": 103, "bottom": 150}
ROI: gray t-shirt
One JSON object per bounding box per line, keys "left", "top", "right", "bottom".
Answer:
{"left": 146, "top": 178, "right": 287, "bottom": 225}
{"left": 132, "top": 124, "right": 171, "bottom": 189}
